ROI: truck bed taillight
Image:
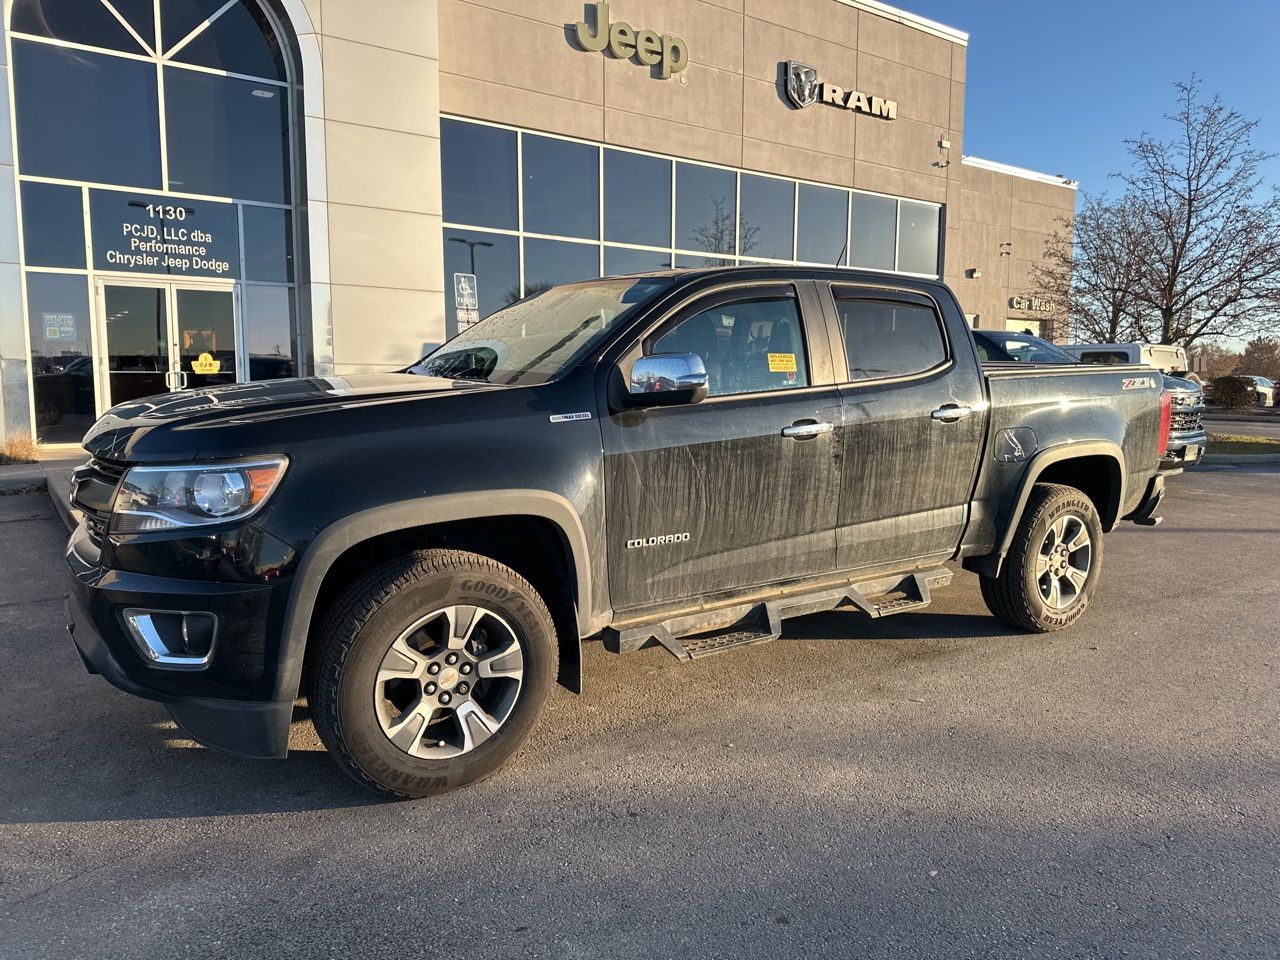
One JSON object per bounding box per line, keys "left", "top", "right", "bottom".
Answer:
{"left": 1157, "top": 390, "right": 1172, "bottom": 456}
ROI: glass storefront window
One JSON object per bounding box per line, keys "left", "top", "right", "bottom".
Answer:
{"left": 243, "top": 206, "right": 293, "bottom": 282}
{"left": 162, "top": 0, "right": 234, "bottom": 51}
{"left": 164, "top": 68, "right": 289, "bottom": 203}
{"left": 169, "top": 0, "right": 287, "bottom": 81}
{"left": 739, "top": 174, "right": 794, "bottom": 261}
{"left": 605, "top": 246, "right": 672, "bottom": 275}
{"left": 12, "top": 41, "right": 161, "bottom": 188}
{"left": 21, "top": 182, "right": 85, "bottom": 269}
{"left": 523, "top": 238, "right": 599, "bottom": 294}
{"left": 673, "top": 253, "right": 733, "bottom": 269}
{"left": 523, "top": 135, "right": 598, "bottom": 240}
{"left": 444, "top": 228, "right": 519, "bottom": 325}
{"left": 851, "top": 193, "right": 897, "bottom": 271}
{"left": 242, "top": 284, "right": 296, "bottom": 380}
{"left": 442, "top": 120, "right": 518, "bottom": 231}
{"left": 797, "top": 184, "right": 848, "bottom": 265}
{"left": 10, "top": 0, "right": 146, "bottom": 55}
{"left": 604, "top": 150, "right": 670, "bottom": 247}
{"left": 676, "top": 163, "right": 735, "bottom": 255}
{"left": 897, "top": 200, "right": 941, "bottom": 275}
{"left": 26, "top": 273, "right": 96, "bottom": 444}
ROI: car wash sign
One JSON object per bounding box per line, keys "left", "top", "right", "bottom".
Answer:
{"left": 573, "top": 2, "right": 688, "bottom": 79}
{"left": 783, "top": 60, "right": 897, "bottom": 120}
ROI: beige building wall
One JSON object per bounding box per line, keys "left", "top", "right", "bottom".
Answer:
{"left": 294, "top": 0, "right": 446, "bottom": 376}
{"left": 944, "top": 157, "right": 1076, "bottom": 339}
{"left": 437, "top": 0, "right": 967, "bottom": 221}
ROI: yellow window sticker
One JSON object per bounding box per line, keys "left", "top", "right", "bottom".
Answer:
{"left": 191, "top": 352, "right": 221, "bottom": 375}
{"left": 767, "top": 353, "right": 797, "bottom": 373}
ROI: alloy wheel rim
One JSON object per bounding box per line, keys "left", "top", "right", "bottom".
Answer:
{"left": 373, "top": 605, "right": 524, "bottom": 759}
{"left": 1036, "top": 514, "right": 1092, "bottom": 610}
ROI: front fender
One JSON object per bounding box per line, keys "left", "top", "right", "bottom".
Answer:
{"left": 272, "top": 490, "right": 596, "bottom": 708}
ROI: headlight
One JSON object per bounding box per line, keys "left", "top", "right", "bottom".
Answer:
{"left": 110, "top": 457, "right": 288, "bottom": 533}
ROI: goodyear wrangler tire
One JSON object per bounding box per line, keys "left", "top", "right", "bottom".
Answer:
{"left": 309, "top": 549, "right": 558, "bottom": 798}
{"left": 980, "top": 483, "right": 1103, "bottom": 633}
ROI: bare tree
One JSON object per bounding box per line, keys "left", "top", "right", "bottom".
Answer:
{"left": 1122, "top": 77, "right": 1280, "bottom": 345}
{"left": 1033, "top": 195, "right": 1148, "bottom": 343}
{"left": 1189, "top": 341, "right": 1241, "bottom": 380}
{"left": 691, "top": 197, "right": 759, "bottom": 261}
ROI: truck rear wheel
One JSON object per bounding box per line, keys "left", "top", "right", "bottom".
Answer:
{"left": 980, "top": 483, "right": 1103, "bottom": 633}
{"left": 308, "top": 549, "right": 557, "bottom": 798}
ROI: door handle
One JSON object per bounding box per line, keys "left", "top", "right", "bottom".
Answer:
{"left": 178, "top": 370, "right": 189, "bottom": 390}
{"left": 781, "top": 421, "right": 833, "bottom": 440}
{"left": 931, "top": 405, "right": 973, "bottom": 422}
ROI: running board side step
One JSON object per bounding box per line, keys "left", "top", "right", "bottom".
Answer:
{"left": 603, "top": 568, "right": 953, "bottom": 661}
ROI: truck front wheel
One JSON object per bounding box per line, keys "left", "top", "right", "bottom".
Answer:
{"left": 980, "top": 483, "right": 1103, "bottom": 633}
{"left": 308, "top": 549, "right": 558, "bottom": 798}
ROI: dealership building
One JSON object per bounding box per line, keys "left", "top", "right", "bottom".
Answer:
{"left": 0, "top": 0, "right": 1076, "bottom": 447}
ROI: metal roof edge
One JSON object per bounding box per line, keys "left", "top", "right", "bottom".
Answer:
{"left": 962, "top": 155, "right": 1079, "bottom": 190}
{"left": 832, "top": 0, "right": 969, "bottom": 46}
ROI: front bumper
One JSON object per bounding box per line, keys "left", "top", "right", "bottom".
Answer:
{"left": 1160, "top": 428, "right": 1207, "bottom": 473}
{"left": 65, "top": 522, "right": 296, "bottom": 759}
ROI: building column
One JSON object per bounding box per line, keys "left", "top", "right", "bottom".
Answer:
{"left": 0, "top": 11, "right": 30, "bottom": 446}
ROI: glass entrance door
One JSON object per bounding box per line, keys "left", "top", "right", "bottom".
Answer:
{"left": 98, "top": 280, "right": 239, "bottom": 408}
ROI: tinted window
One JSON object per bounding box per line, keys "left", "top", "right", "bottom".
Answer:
{"left": 973, "top": 332, "right": 1076, "bottom": 364}
{"left": 604, "top": 150, "right": 670, "bottom": 247}
{"left": 161, "top": 0, "right": 229, "bottom": 51}
{"left": 605, "top": 246, "right": 672, "bottom": 275}
{"left": 21, "top": 182, "right": 85, "bottom": 268}
{"left": 27, "top": 272, "right": 96, "bottom": 444}
{"left": 165, "top": 68, "right": 289, "bottom": 202}
{"left": 1078, "top": 350, "right": 1129, "bottom": 365}
{"left": 797, "top": 184, "right": 848, "bottom": 265}
{"left": 897, "top": 200, "right": 940, "bottom": 275}
{"left": 653, "top": 296, "right": 809, "bottom": 397}
{"left": 443, "top": 229, "right": 519, "bottom": 325}
{"left": 738, "top": 174, "right": 793, "bottom": 260}
{"left": 242, "top": 206, "right": 293, "bottom": 282}
{"left": 676, "top": 163, "right": 735, "bottom": 254}
{"left": 11, "top": 0, "right": 144, "bottom": 53}
{"left": 523, "top": 135, "right": 598, "bottom": 239}
{"left": 441, "top": 120, "right": 517, "bottom": 230}
{"left": 243, "top": 284, "right": 296, "bottom": 380}
{"left": 12, "top": 40, "right": 161, "bottom": 188}
{"left": 850, "top": 193, "right": 896, "bottom": 271}
{"left": 523, "top": 238, "right": 599, "bottom": 294}
{"left": 837, "top": 298, "right": 946, "bottom": 381}
{"left": 170, "top": 1, "right": 286, "bottom": 81}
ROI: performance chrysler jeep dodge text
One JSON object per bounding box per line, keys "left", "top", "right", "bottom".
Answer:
{"left": 65, "top": 268, "right": 1171, "bottom": 797}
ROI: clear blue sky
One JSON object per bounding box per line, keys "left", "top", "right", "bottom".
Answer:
{"left": 902, "top": 1, "right": 1280, "bottom": 197}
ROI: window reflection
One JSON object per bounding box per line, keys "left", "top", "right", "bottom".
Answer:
{"left": 165, "top": 68, "right": 289, "bottom": 203}
{"left": 675, "top": 163, "right": 735, "bottom": 255}
{"left": 797, "top": 184, "right": 848, "bottom": 265}
{"left": 170, "top": 0, "right": 286, "bottom": 81}
{"left": 243, "top": 284, "right": 296, "bottom": 379}
{"left": 12, "top": 41, "right": 161, "bottom": 188}
{"left": 243, "top": 206, "right": 293, "bottom": 282}
{"left": 442, "top": 120, "right": 518, "bottom": 230}
{"left": 851, "top": 193, "right": 897, "bottom": 271}
{"left": 605, "top": 150, "right": 670, "bottom": 247}
{"left": 523, "top": 239, "right": 600, "bottom": 295}
{"left": 27, "top": 273, "right": 95, "bottom": 444}
{"left": 11, "top": 0, "right": 146, "bottom": 54}
{"left": 21, "top": 182, "right": 85, "bottom": 269}
{"left": 605, "top": 246, "right": 672, "bottom": 275}
{"left": 739, "top": 174, "right": 793, "bottom": 260}
{"left": 523, "top": 135, "right": 598, "bottom": 240}
{"left": 443, "top": 229, "right": 519, "bottom": 327}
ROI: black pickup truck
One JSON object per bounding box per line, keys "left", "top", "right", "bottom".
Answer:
{"left": 65, "top": 267, "right": 1172, "bottom": 797}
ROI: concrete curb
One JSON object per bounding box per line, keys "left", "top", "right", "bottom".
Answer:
{"left": 0, "top": 465, "right": 47, "bottom": 496}
{"left": 1202, "top": 454, "right": 1280, "bottom": 465}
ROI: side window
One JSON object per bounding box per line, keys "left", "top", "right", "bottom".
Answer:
{"left": 836, "top": 298, "right": 947, "bottom": 381}
{"left": 1079, "top": 351, "right": 1128, "bottom": 365}
{"left": 651, "top": 296, "right": 810, "bottom": 397}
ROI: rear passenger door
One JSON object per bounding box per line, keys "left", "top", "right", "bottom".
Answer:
{"left": 601, "top": 282, "right": 843, "bottom": 614}
{"left": 825, "top": 285, "right": 986, "bottom": 573}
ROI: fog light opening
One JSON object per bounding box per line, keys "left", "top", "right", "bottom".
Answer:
{"left": 122, "top": 610, "right": 218, "bottom": 670}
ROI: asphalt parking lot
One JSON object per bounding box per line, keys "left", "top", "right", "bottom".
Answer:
{"left": 1, "top": 465, "right": 1277, "bottom": 960}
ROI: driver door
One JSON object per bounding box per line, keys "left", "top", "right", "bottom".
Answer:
{"left": 600, "top": 282, "right": 843, "bottom": 615}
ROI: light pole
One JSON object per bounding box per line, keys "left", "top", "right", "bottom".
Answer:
{"left": 449, "top": 237, "right": 494, "bottom": 276}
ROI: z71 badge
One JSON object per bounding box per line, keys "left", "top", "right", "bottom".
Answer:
{"left": 1123, "top": 377, "right": 1156, "bottom": 390}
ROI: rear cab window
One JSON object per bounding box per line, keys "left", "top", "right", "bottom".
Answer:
{"left": 831, "top": 291, "right": 948, "bottom": 382}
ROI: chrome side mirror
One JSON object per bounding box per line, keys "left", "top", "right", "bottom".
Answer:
{"left": 626, "top": 353, "right": 709, "bottom": 407}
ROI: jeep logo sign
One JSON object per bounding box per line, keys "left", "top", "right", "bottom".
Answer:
{"left": 573, "top": 2, "right": 689, "bottom": 79}
{"left": 783, "top": 60, "right": 897, "bottom": 120}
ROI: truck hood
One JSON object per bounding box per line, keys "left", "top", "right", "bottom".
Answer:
{"left": 82, "top": 374, "right": 505, "bottom": 460}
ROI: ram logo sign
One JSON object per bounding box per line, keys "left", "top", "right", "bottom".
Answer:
{"left": 782, "top": 60, "right": 897, "bottom": 120}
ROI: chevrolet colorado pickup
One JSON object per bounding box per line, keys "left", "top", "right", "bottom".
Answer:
{"left": 65, "top": 267, "right": 1172, "bottom": 797}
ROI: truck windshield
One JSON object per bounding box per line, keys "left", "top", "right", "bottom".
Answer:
{"left": 410, "top": 277, "right": 673, "bottom": 385}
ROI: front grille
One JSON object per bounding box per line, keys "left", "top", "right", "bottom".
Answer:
{"left": 74, "top": 457, "right": 130, "bottom": 546}
{"left": 1171, "top": 411, "right": 1202, "bottom": 432}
